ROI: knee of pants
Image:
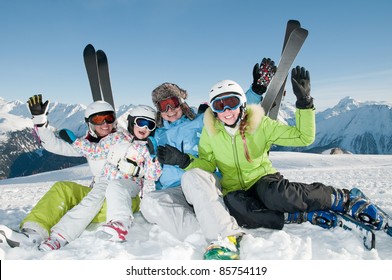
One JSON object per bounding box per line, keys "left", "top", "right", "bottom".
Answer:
{"left": 139, "top": 193, "right": 158, "bottom": 222}
{"left": 106, "top": 180, "right": 139, "bottom": 197}
{"left": 181, "top": 168, "right": 221, "bottom": 201}
{"left": 52, "top": 181, "right": 91, "bottom": 205}
{"left": 140, "top": 189, "right": 190, "bottom": 222}
{"left": 224, "top": 191, "right": 284, "bottom": 230}
{"left": 181, "top": 169, "right": 199, "bottom": 190}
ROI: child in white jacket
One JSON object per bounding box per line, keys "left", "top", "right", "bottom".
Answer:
{"left": 39, "top": 105, "right": 162, "bottom": 251}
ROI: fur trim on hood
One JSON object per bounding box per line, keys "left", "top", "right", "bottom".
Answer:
{"left": 203, "top": 104, "right": 266, "bottom": 136}
{"left": 151, "top": 82, "right": 196, "bottom": 127}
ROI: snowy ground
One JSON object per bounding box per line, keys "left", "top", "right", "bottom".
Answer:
{"left": 0, "top": 152, "right": 392, "bottom": 280}
{"left": 1, "top": 152, "right": 392, "bottom": 262}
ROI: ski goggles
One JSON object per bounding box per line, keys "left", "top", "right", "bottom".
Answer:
{"left": 89, "top": 113, "right": 116, "bottom": 125}
{"left": 134, "top": 117, "right": 156, "bottom": 131}
{"left": 157, "top": 96, "right": 180, "bottom": 113}
{"left": 210, "top": 94, "right": 242, "bottom": 113}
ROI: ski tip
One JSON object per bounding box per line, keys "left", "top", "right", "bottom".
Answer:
{"left": 288, "top": 19, "right": 301, "bottom": 26}
{"left": 291, "top": 27, "right": 309, "bottom": 38}
{"left": 96, "top": 49, "right": 107, "bottom": 58}
{"left": 299, "top": 27, "right": 309, "bottom": 35}
{"left": 83, "top": 44, "right": 96, "bottom": 54}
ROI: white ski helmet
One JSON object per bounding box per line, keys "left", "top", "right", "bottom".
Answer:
{"left": 209, "top": 80, "right": 246, "bottom": 105}
{"left": 129, "top": 105, "right": 156, "bottom": 121}
{"left": 84, "top": 101, "right": 116, "bottom": 138}
{"left": 84, "top": 100, "right": 115, "bottom": 121}
{"left": 127, "top": 105, "right": 157, "bottom": 137}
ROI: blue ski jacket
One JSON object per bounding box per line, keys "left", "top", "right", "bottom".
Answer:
{"left": 153, "top": 112, "right": 204, "bottom": 189}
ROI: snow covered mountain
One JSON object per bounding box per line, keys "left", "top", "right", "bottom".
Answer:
{"left": 312, "top": 97, "right": 392, "bottom": 154}
{"left": 0, "top": 96, "right": 392, "bottom": 179}
{"left": 274, "top": 97, "right": 392, "bottom": 154}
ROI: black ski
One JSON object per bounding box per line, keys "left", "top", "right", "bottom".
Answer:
{"left": 83, "top": 44, "right": 115, "bottom": 109}
{"left": 83, "top": 44, "right": 102, "bottom": 102}
{"left": 269, "top": 20, "right": 302, "bottom": 120}
{"left": 261, "top": 27, "right": 308, "bottom": 114}
{"left": 96, "top": 50, "right": 115, "bottom": 109}
{"left": 336, "top": 212, "right": 376, "bottom": 250}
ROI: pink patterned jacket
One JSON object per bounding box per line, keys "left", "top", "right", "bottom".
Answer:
{"left": 72, "top": 129, "right": 162, "bottom": 191}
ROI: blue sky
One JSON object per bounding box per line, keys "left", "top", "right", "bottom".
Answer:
{"left": 1, "top": 0, "right": 391, "bottom": 111}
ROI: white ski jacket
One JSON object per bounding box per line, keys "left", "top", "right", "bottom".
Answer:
{"left": 36, "top": 126, "right": 106, "bottom": 178}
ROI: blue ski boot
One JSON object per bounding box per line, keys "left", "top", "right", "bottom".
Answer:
{"left": 330, "top": 188, "right": 350, "bottom": 213}
{"left": 346, "top": 189, "right": 385, "bottom": 231}
{"left": 285, "top": 211, "right": 338, "bottom": 229}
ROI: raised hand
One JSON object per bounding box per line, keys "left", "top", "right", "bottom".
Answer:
{"left": 252, "top": 58, "right": 277, "bottom": 95}
{"left": 291, "top": 66, "right": 313, "bottom": 109}
{"left": 26, "top": 94, "right": 50, "bottom": 126}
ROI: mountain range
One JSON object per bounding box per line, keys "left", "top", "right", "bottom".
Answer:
{"left": 0, "top": 96, "right": 391, "bottom": 179}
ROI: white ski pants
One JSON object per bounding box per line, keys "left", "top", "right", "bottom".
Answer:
{"left": 140, "top": 168, "right": 243, "bottom": 241}
{"left": 52, "top": 178, "right": 140, "bottom": 242}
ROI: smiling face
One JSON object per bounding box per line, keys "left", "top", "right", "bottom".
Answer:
{"left": 216, "top": 107, "right": 241, "bottom": 126}
{"left": 94, "top": 122, "right": 114, "bottom": 137}
{"left": 160, "top": 105, "right": 183, "bottom": 122}
{"left": 133, "top": 125, "right": 152, "bottom": 140}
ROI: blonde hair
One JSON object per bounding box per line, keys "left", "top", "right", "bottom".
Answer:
{"left": 239, "top": 111, "right": 252, "bottom": 163}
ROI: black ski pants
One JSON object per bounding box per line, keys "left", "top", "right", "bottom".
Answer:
{"left": 223, "top": 172, "right": 335, "bottom": 230}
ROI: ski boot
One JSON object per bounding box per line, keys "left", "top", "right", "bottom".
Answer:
{"left": 329, "top": 188, "right": 384, "bottom": 230}
{"left": 39, "top": 231, "right": 68, "bottom": 251}
{"left": 347, "top": 188, "right": 389, "bottom": 233}
{"left": 285, "top": 211, "right": 338, "bottom": 229}
{"left": 204, "top": 235, "right": 241, "bottom": 260}
{"left": 95, "top": 220, "right": 129, "bottom": 242}
{"left": 0, "top": 225, "right": 42, "bottom": 248}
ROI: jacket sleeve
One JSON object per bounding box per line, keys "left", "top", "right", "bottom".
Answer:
{"left": 185, "top": 127, "right": 217, "bottom": 172}
{"left": 263, "top": 108, "right": 315, "bottom": 147}
{"left": 36, "top": 126, "right": 82, "bottom": 157}
{"left": 139, "top": 145, "right": 162, "bottom": 181}
{"left": 245, "top": 86, "right": 263, "bottom": 105}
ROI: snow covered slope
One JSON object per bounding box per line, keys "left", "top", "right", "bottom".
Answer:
{"left": 1, "top": 152, "right": 391, "bottom": 260}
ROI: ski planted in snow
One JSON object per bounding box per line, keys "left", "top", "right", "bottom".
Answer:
{"left": 268, "top": 20, "right": 302, "bottom": 120}
{"left": 336, "top": 212, "right": 376, "bottom": 250}
{"left": 350, "top": 188, "right": 392, "bottom": 237}
{"left": 261, "top": 25, "right": 308, "bottom": 115}
{"left": 83, "top": 44, "right": 115, "bottom": 109}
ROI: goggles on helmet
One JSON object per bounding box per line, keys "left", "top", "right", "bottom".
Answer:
{"left": 211, "top": 94, "right": 242, "bottom": 113}
{"left": 157, "top": 96, "right": 180, "bottom": 113}
{"left": 88, "top": 112, "right": 116, "bottom": 125}
{"left": 134, "top": 117, "right": 156, "bottom": 131}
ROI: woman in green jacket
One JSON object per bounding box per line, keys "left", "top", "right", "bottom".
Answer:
{"left": 157, "top": 66, "right": 385, "bottom": 259}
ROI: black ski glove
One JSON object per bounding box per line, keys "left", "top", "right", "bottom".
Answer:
{"left": 157, "top": 144, "right": 191, "bottom": 169}
{"left": 27, "top": 94, "right": 50, "bottom": 126}
{"left": 27, "top": 94, "right": 50, "bottom": 115}
{"left": 291, "top": 66, "right": 313, "bottom": 109}
{"left": 252, "top": 57, "right": 277, "bottom": 95}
